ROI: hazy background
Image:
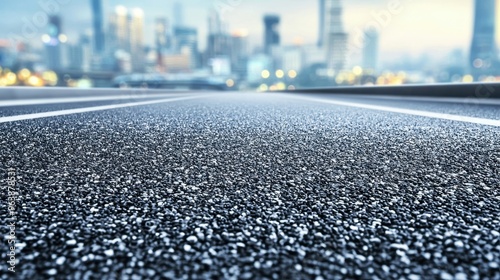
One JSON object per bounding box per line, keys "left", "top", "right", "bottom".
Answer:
{"left": 0, "top": 0, "right": 477, "bottom": 65}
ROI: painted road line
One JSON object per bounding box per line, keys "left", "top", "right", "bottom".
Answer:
{"left": 285, "top": 94, "right": 500, "bottom": 127}
{"left": 0, "top": 93, "right": 190, "bottom": 107}
{"left": 329, "top": 94, "right": 500, "bottom": 106}
{"left": 0, "top": 95, "right": 205, "bottom": 124}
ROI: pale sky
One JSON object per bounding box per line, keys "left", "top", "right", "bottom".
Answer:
{"left": 0, "top": 0, "right": 489, "bottom": 64}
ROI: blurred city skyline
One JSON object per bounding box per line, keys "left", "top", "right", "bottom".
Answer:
{"left": 0, "top": 0, "right": 482, "bottom": 64}
{"left": 1, "top": 0, "right": 499, "bottom": 89}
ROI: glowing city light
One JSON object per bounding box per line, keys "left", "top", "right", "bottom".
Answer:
{"left": 276, "top": 82, "right": 286, "bottom": 90}
{"left": 353, "top": 66, "right": 363, "bottom": 76}
{"left": 17, "top": 69, "right": 31, "bottom": 81}
{"left": 288, "top": 70, "right": 297, "bottom": 79}
{"left": 5, "top": 72, "right": 17, "bottom": 86}
{"left": 27, "top": 75, "right": 44, "bottom": 87}
{"left": 42, "top": 34, "right": 51, "bottom": 44}
{"left": 42, "top": 71, "right": 58, "bottom": 86}
{"left": 258, "top": 84, "right": 268, "bottom": 91}
{"left": 462, "top": 75, "right": 474, "bottom": 83}
{"left": 261, "top": 70, "right": 270, "bottom": 79}
{"left": 58, "top": 34, "right": 68, "bottom": 43}
{"left": 226, "top": 79, "right": 235, "bottom": 88}
{"left": 275, "top": 69, "right": 284, "bottom": 79}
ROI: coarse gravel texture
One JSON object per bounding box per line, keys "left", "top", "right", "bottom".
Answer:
{"left": 0, "top": 93, "right": 499, "bottom": 280}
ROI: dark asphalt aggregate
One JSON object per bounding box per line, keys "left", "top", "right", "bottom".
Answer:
{"left": 0, "top": 93, "right": 499, "bottom": 279}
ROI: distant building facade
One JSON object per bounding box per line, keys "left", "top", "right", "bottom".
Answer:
{"left": 470, "top": 0, "right": 498, "bottom": 77}
{"left": 91, "top": 0, "right": 105, "bottom": 54}
{"left": 264, "top": 15, "right": 280, "bottom": 55}
{"left": 107, "top": 6, "right": 145, "bottom": 72}
{"left": 324, "top": 0, "right": 348, "bottom": 72}
{"left": 362, "top": 28, "right": 379, "bottom": 71}
{"left": 44, "top": 15, "right": 65, "bottom": 70}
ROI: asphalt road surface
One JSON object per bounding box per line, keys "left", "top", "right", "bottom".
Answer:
{"left": 0, "top": 89, "right": 499, "bottom": 280}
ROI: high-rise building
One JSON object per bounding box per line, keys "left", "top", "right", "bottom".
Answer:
{"left": 318, "top": 0, "right": 326, "bottom": 47}
{"left": 0, "top": 40, "right": 15, "bottom": 69}
{"left": 362, "top": 28, "right": 379, "bottom": 71}
{"left": 107, "top": 6, "right": 145, "bottom": 72}
{"left": 174, "top": 1, "right": 184, "bottom": 28}
{"left": 129, "top": 8, "right": 145, "bottom": 72}
{"left": 264, "top": 15, "right": 280, "bottom": 55}
{"left": 206, "top": 10, "right": 231, "bottom": 70}
{"left": 108, "top": 6, "right": 129, "bottom": 52}
{"left": 470, "top": 0, "right": 497, "bottom": 77}
{"left": 68, "top": 34, "right": 92, "bottom": 71}
{"left": 91, "top": 0, "right": 105, "bottom": 54}
{"left": 43, "top": 15, "right": 67, "bottom": 70}
{"left": 174, "top": 26, "right": 198, "bottom": 70}
{"left": 155, "top": 17, "right": 169, "bottom": 51}
{"left": 155, "top": 17, "right": 169, "bottom": 70}
{"left": 231, "top": 30, "right": 249, "bottom": 78}
{"left": 324, "top": 0, "right": 348, "bottom": 72}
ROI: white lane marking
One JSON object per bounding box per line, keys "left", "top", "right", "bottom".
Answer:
{"left": 0, "top": 93, "right": 189, "bottom": 107}
{"left": 330, "top": 94, "right": 500, "bottom": 106}
{"left": 285, "top": 94, "right": 500, "bottom": 127}
{"left": 0, "top": 95, "right": 205, "bottom": 124}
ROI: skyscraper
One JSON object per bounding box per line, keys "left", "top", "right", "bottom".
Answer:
{"left": 318, "top": 0, "right": 326, "bottom": 47}
{"left": 155, "top": 17, "right": 169, "bottom": 51}
{"left": 68, "top": 34, "right": 92, "bottom": 71}
{"left": 264, "top": 15, "right": 280, "bottom": 55}
{"left": 91, "top": 0, "right": 105, "bottom": 54}
{"left": 155, "top": 17, "right": 169, "bottom": 70}
{"left": 43, "top": 15, "right": 66, "bottom": 70}
{"left": 129, "top": 8, "right": 145, "bottom": 72}
{"left": 174, "top": 26, "right": 199, "bottom": 70}
{"left": 470, "top": 0, "right": 497, "bottom": 77}
{"left": 362, "top": 28, "right": 379, "bottom": 71}
{"left": 108, "top": 6, "right": 145, "bottom": 72}
{"left": 324, "top": 0, "right": 348, "bottom": 72}
{"left": 174, "top": 1, "right": 184, "bottom": 28}
{"left": 231, "top": 30, "right": 249, "bottom": 78}
{"left": 108, "top": 6, "right": 129, "bottom": 52}
{"left": 206, "top": 11, "right": 231, "bottom": 63}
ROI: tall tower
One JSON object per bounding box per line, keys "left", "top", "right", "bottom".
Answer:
{"left": 231, "top": 30, "right": 249, "bottom": 78}
{"left": 129, "top": 8, "right": 145, "bottom": 72}
{"left": 108, "top": 6, "right": 129, "bottom": 52}
{"left": 155, "top": 17, "right": 169, "bottom": 70}
{"left": 91, "top": 0, "right": 105, "bottom": 54}
{"left": 43, "top": 15, "right": 66, "bottom": 70}
{"left": 264, "top": 15, "right": 280, "bottom": 55}
{"left": 470, "top": 0, "right": 497, "bottom": 77}
{"left": 206, "top": 10, "right": 231, "bottom": 61}
{"left": 318, "top": 0, "right": 326, "bottom": 47}
{"left": 174, "top": 26, "right": 199, "bottom": 70}
{"left": 155, "top": 17, "right": 169, "bottom": 51}
{"left": 363, "top": 27, "right": 379, "bottom": 71}
{"left": 174, "top": 1, "right": 184, "bottom": 28}
{"left": 108, "top": 6, "right": 144, "bottom": 72}
{"left": 324, "top": 0, "right": 348, "bottom": 72}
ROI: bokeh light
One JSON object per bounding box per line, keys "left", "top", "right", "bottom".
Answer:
{"left": 275, "top": 69, "right": 284, "bottom": 79}
{"left": 226, "top": 79, "right": 235, "bottom": 88}
{"left": 258, "top": 84, "right": 268, "bottom": 91}
{"left": 42, "top": 71, "right": 59, "bottom": 86}
{"left": 261, "top": 70, "right": 270, "bottom": 79}
{"left": 18, "top": 69, "right": 31, "bottom": 82}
